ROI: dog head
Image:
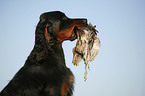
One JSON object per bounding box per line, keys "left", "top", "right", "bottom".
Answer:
{"left": 38, "top": 11, "right": 88, "bottom": 43}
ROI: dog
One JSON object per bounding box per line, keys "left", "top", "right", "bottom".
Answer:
{"left": 0, "top": 11, "right": 87, "bottom": 96}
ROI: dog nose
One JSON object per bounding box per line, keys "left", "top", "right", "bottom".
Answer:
{"left": 73, "top": 18, "right": 87, "bottom": 24}
{"left": 81, "top": 19, "right": 87, "bottom": 24}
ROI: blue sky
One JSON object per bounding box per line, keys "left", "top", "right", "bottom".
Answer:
{"left": 0, "top": 0, "right": 145, "bottom": 96}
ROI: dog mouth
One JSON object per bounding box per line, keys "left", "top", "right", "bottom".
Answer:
{"left": 70, "top": 26, "right": 78, "bottom": 41}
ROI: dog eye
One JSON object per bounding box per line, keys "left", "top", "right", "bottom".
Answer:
{"left": 62, "top": 17, "right": 68, "bottom": 20}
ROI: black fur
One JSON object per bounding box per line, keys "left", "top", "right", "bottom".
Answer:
{"left": 0, "top": 11, "right": 87, "bottom": 96}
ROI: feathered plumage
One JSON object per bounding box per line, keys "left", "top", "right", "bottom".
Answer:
{"left": 72, "top": 24, "right": 100, "bottom": 80}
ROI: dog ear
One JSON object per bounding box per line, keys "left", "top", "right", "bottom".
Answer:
{"left": 44, "top": 24, "right": 52, "bottom": 42}
{"left": 35, "top": 16, "right": 52, "bottom": 45}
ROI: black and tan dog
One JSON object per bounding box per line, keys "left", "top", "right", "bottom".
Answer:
{"left": 0, "top": 11, "right": 87, "bottom": 96}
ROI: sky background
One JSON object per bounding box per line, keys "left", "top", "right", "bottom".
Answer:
{"left": 0, "top": 0, "right": 145, "bottom": 96}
